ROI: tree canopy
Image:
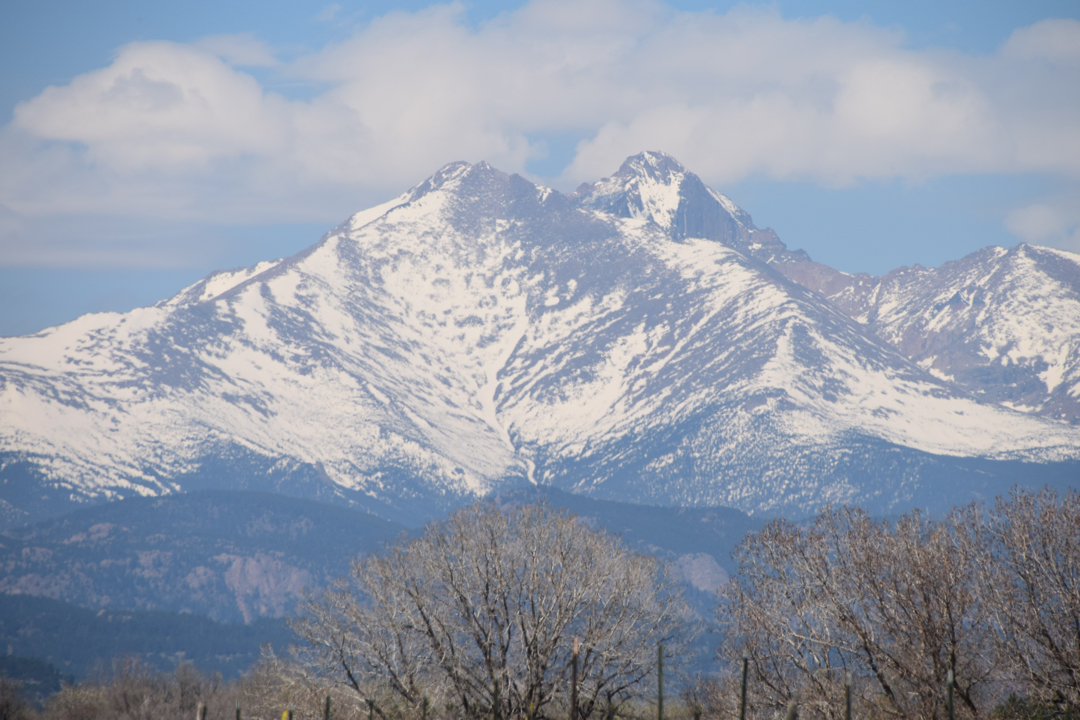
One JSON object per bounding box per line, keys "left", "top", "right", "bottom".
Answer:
{"left": 711, "top": 488, "right": 1080, "bottom": 720}
{"left": 291, "top": 501, "right": 693, "bottom": 720}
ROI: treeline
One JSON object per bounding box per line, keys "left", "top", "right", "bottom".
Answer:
{"left": 702, "top": 487, "right": 1079, "bottom": 720}
{"left": 0, "top": 656, "right": 320, "bottom": 720}
{"left": 0, "top": 658, "right": 238, "bottom": 720}
{"left": 2, "top": 489, "right": 1076, "bottom": 720}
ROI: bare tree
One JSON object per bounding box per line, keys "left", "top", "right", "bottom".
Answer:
{"left": 971, "top": 488, "right": 1080, "bottom": 710}
{"left": 291, "top": 501, "right": 693, "bottom": 720}
{"left": 718, "top": 506, "right": 994, "bottom": 720}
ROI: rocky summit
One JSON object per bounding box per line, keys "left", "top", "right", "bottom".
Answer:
{"left": 2, "top": 152, "right": 1078, "bottom": 527}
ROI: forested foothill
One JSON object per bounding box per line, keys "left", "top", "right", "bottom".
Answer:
{"left": 0, "top": 488, "right": 1076, "bottom": 720}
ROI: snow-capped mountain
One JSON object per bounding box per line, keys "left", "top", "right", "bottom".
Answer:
{"left": 774, "top": 247, "right": 1080, "bottom": 422}
{"left": 571, "top": 153, "right": 1080, "bottom": 424}
{"left": 2, "top": 153, "right": 1078, "bottom": 527}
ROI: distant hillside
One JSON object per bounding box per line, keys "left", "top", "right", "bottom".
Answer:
{"left": 0, "top": 490, "right": 406, "bottom": 623}
{"left": 1, "top": 487, "right": 763, "bottom": 625}
{"left": 0, "top": 594, "right": 293, "bottom": 681}
{"left": 497, "top": 485, "right": 764, "bottom": 575}
{"left": 0, "top": 488, "right": 764, "bottom": 687}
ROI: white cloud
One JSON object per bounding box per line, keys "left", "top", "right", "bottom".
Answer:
{"left": 1, "top": 0, "right": 1078, "bottom": 265}
{"left": 1001, "top": 18, "right": 1080, "bottom": 62}
{"left": 13, "top": 42, "right": 290, "bottom": 174}
{"left": 196, "top": 34, "right": 280, "bottom": 68}
{"left": 1006, "top": 195, "right": 1080, "bottom": 254}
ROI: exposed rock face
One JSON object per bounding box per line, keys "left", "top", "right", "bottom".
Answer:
{"left": 215, "top": 553, "right": 312, "bottom": 623}
{"left": 674, "top": 553, "right": 729, "bottom": 594}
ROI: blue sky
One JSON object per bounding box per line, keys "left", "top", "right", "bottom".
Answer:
{"left": 1, "top": 0, "right": 1078, "bottom": 336}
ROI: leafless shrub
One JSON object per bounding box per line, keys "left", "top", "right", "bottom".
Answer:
{"left": 38, "top": 657, "right": 239, "bottom": 720}
{"left": 239, "top": 645, "right": 372, "bottom": 720}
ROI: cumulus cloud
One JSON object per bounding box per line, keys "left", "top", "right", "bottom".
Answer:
{"left": 2, "top": 0, "right": 1079, "bottom": 265}
{"left": 1001, "top": 18, "right": 1080, "bottom": 62}
{"left": 12, "top": 42, "right": 292, "bottom": 173}
{"left": 1006, "top": 194, "right": 1080, "bottom": 254}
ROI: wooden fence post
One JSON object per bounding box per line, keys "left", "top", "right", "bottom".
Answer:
{"left": 739, "top": 651, "right": 748, "bottom": 720}
{"left": 947, "top": 669, "right": 954, "bottom": 720}
{"left": 571, "top": 637, "right": 579, "bottom": 720}
{"left": 844, "top": 673, "right": 851, "bottom": 720}
{"left": 657, "top": 644, "right": 664, "bottom": 720}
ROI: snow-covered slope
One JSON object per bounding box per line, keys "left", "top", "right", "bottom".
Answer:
{"left": 776, "top": 245, "right": 1080, "bottom": 423}
{"left": 580, "top": 153, "right": 1080, "bottom": 425}
{"left": 2, "top": 153, "right": 1078, "bottom": 527}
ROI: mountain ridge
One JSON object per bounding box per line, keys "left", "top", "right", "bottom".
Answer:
{"left": 1, "top": 152, "right": 1077, "bottom": 527}
{"left": 772, "top": 243, "right": 1080, "bottom": 421}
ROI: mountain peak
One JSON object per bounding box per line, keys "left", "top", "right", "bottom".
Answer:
{"left": 435, "top": 160, "right": 473, "bottom": 178}
{"left": 408, "top": 160, "right": 509, "bottom": 199}
{"left": 571, "top": 152, "right": 692, "bottom": 230}
{"left": 571, "top": 151, "right": 759, "bottom": 249}
{"left": 613, "top": 151, "right": 689, "bottom": 185}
